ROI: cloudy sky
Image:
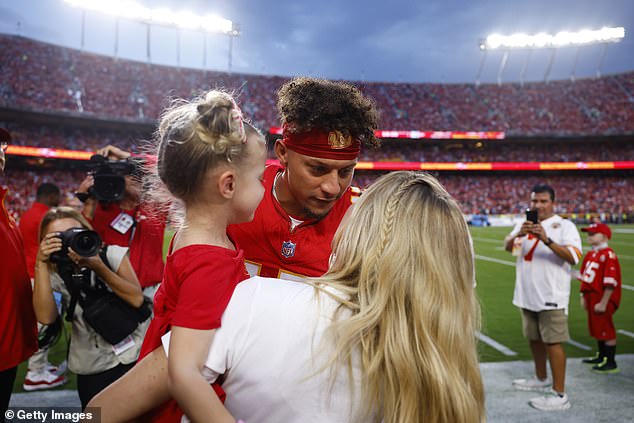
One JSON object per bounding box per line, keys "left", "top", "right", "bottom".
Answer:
{"left": 1, "top": 0, "right": 632, "bottom": 84}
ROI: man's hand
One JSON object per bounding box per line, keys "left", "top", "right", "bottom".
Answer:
{"left": 97, "top": 145, "right": 131, "bottom": 160}
{"left": 527, "top": 222, "right": 548, "bottom": 243}
{"left": 77, "top": 175, "right": 94, "bottom": 194}
{"left": 517, "top": 221, "right": 532, "bottom": 237}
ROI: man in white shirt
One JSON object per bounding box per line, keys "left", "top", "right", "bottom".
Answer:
{"left": 504, "top": 184, "right": 582, "bottom": 412}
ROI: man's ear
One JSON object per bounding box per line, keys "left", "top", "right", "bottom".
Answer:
{"left": 218, "top": 170, "right": 235, "bottom": 199}
{"left": 274, "top": 140, "right": 289, "bottom": 168}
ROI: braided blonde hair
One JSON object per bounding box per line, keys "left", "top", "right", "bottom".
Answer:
{"left": 313, "top": 171, "right": 484, "bottom": 423}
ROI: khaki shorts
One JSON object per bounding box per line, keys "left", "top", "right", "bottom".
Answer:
{"left": 520, "top": 308, "right": 569, "bottom": 343}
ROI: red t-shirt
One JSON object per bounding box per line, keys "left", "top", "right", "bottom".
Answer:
{"left": 228, "top": 165, "right": 359, "bottom": 280}
{"left": 139, "top": 242, "right": 250, "bottom": 422}
{"left": 19, "top": 201, "right": 49, "bottom": 279}
{"left": 88, "top": 202, "right": 165, "bottom": 288}
{"left": 579, "top": 246, "right": 622, "bottom": 308}
{"left": 0, "top": 187, "right": 38, "bottom": 371}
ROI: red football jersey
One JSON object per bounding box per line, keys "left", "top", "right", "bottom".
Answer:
{"left": 88, "top": 202, "right": 165, "bottom": 288}
{"left": 228, "top": 165, "right": 359, "bottom": 280}
{"left": 579, "top": 247, "right": 622, "bottom": 308}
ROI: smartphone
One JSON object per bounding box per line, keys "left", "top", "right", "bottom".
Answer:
{"left": 525, "top": 209, "right": 538, "bottom": 224}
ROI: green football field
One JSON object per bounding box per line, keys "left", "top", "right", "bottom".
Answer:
{"left": 14, "top": 224, "right": 634, "bottom": 392}
{"left": 472, "top": 224, "right": 634, "bottom": 362}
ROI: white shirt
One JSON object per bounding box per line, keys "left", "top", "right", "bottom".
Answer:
{"left": 162, "top": 276, "right": 368, "bottom": 423}
{"left": 509, "top": 215, "right": 582, "bottom": 312}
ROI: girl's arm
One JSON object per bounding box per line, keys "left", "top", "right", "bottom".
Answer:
{"left": 70, "top": 248, "right": 144, "bottom": 308}
{"left": 86, "top": 347, "right": 170, "bottom": 423}
{"left": 168, "top": 326, "right": 234, "bottom": 423}
{"left": 32, "top": 233, "right": 62, "bottom": 324}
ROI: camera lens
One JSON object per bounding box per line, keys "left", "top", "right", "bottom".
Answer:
{"left": 69, "top": 229, "right": 101, "bottom": 257}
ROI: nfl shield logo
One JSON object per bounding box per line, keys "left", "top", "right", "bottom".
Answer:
{"left": 281, "top": 241, "right": 296, "bottom": 258}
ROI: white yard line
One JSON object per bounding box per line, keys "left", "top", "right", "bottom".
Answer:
{"left": 623, "top": 284, "right": 634, "bottom": 292}
{"left": 475, "top": 254, "right": 516, "bottom": 267}
{"left": 617, "top": 329, "right": 634, "bottom": 339}
{"left": 566, "top": 339, "right": 592, "bottom": 351}
{"left": 476, "top": 332, "right": 518, "bottom": 356}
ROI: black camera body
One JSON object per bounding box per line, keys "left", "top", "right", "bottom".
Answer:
{"left": 525, "top": 208, "right": 539, "bottom": 224}
{"left": 87, "top": 155, "right": 139, "bottom": 202}
{"left": 49, "top": 228, "right": 102, "bottom": 264}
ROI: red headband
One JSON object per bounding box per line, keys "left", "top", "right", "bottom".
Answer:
{"left": 281, "top": 125, "right": 361, "bottom": 160}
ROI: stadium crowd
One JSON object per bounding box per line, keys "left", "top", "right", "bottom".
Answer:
{"left": 2, "top": 34, "right": 634, "bottom": 136}
{"left": 2, "top": 120, "right": 633, "bottom": 164}
{"left": 2, "top": 169, "right": 631, "bottom": 224}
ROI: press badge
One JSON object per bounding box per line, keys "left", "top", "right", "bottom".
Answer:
{"left": 110, "top": 212, "right": 135, "bottom": 234}
{"left": 53, "top": 291, "right": 63, "bottom": 315}
{"left": 112, "top": 335, "right": 135, "bottom": 355}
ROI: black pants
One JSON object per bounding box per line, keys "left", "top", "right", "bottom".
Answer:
{"left": 77, "top": 363, "right": 134, "bottom": 409}
{"left": 0, "top": 366, "right": 17, "bottom": 417}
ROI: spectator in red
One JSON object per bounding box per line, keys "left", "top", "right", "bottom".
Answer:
{"left": 20, "top": 183, "right": 61, "bottom": 278}
{"left": 0, "top": 128, "right": 38, "bottom": 415}
{"left": 18, "top": 182, "right": 68, "bottom": 391}
{"left": 78, "top": 146, "right": 165, "bottom": 300}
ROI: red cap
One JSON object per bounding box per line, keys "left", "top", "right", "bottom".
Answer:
{"left": 581, "top": 223, "right": 611, "bottom": 240}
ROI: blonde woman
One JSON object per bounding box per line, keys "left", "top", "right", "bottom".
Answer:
{"left": 90, "top": 171, "right": 484, "bottom": 423}
{"left": 32, "top": 207, "right": 149, "bottom": 408}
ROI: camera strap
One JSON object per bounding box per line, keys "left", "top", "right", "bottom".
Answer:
{"left": 63, "top": 246, "right": 112, "bottom": 322}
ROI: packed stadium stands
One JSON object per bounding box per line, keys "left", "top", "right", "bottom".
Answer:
{"left": 1, "top": 34, "right": 632, "bottom": 221}
{"left": 2, "top": 34, "right": 634, "bottom": 135}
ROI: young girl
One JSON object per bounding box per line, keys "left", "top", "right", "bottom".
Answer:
{"left": 137, "top": 90, "right": 266, "bottom": 422}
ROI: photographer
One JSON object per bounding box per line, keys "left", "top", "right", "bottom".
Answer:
{"left": 32, "top": 207, "right": 150, "bottom": 408}
{"left": 78, "top": 145, "right": 165, "bottom": 300}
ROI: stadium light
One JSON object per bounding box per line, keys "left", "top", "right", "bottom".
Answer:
{"left": 64, "top": 0, "right": 238, "bottom": 34}
{"left": 479, "top": 27, "right": 625, "bottom": 50}
{"left": 476, "top": 26, "right": 626, "bottom": 85}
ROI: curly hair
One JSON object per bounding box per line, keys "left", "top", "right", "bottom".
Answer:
{"left": 277, "top": 77, "right": 380, "bottom": 148}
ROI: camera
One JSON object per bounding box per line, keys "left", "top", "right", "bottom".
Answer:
{"left": 525, "top": 209, "right": 539, "bottom": 224}
{"left": 49, "top": 228, "right": 102, "bottom": 264}
{"left": 86, "top": 155, "right": 140, "bottom": 202}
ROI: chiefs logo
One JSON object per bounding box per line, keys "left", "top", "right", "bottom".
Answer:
{"left": 328, "top": 130, "right": 352, "bottom": 149}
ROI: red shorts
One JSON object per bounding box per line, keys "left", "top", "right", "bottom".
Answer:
{"left": 584, "top": 293, "right": 617, "bottom": 340}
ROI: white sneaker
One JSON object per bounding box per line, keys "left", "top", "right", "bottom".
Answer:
{"left": 46, "top": 360, "right": 67, "bottom": 377}
{"left": 529, "top": 388, "right": 571, "bottom": 411}
{"left": 512, "top": 376, "right": 551, "bottom": 391}
{"left": 23, "top": 368, "right": 68, "bottom": 391}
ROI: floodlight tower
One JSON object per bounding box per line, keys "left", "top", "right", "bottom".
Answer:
{"left": 476, "top": 27, "right": 625, "bottom": 85}
{"left": 63, "top": 0, "right": 240, "bottom": 71}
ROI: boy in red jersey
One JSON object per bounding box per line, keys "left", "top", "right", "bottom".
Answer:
{"left": 577, "top": 223, "right": 622, "bottom": 374}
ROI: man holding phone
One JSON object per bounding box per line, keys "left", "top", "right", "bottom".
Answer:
{"left": 504, "top": 184, "right": 582, "bottom": 412}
